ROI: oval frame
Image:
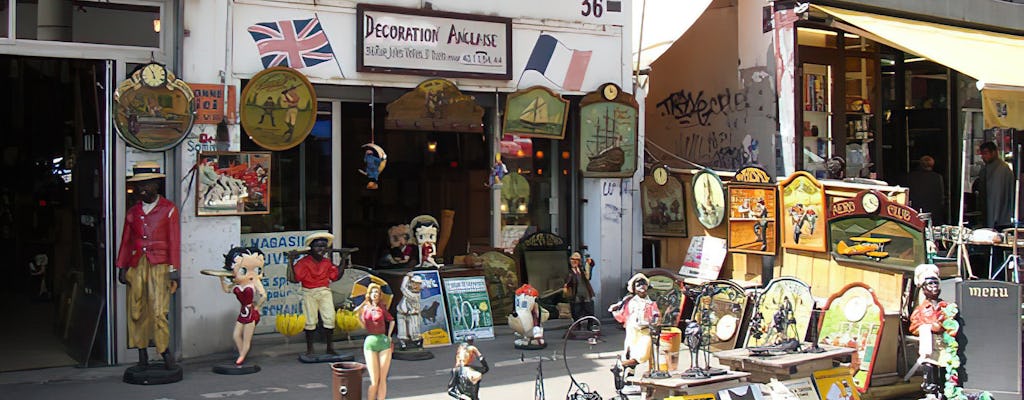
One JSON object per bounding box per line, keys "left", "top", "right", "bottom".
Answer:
{"left": 692, "top": 169, "right": 727, "bottom": 229}
{"left": 113, "top": 64, "right": 196, "bottom": 152}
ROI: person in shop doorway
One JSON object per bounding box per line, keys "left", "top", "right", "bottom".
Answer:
{"left": 116, "top": 161, "right": 181, "bottom": 373}
{"left": 978, "top": 141, "right": 1015, "bottom": 229}
{"left": 907, "top": 155, "right": 946, "bottom": 226}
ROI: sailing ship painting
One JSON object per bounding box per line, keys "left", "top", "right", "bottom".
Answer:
{"left": 503, "top": 86, "right": 568, "bottom": 139}
{"left": 580, "top": 101, "right": 637, "bottom": 177}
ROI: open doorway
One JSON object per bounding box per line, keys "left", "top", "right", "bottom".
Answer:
{"left": 0, "top": 56, "right": 109, "bottom": 371}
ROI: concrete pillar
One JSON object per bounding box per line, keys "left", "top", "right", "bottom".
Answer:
{"left": 37, "top": 0, "right": 72, "bottom": 42}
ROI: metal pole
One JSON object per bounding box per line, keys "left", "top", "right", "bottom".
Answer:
{"left": 633, "top": 0, "right": 647, "bottom": 93}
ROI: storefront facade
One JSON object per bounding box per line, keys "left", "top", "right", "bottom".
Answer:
{"left": 170, "top": 0, "right": 640, "bottom": 358}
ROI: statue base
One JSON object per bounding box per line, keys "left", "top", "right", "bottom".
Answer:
{"left": 212, "top": 363, "right": 261, "bottom": 375}
{"left": 680, "top": 367, "right": 728, "bottom": 379}
{"left": 298, "top": 353, "right": 354, "bottom": 364}
{"left": 514, "top": 342, "right": 547, "bottom": 350}
{"left": 123, "top": 363, "right": 183, "bottom": 385}
{"left": 393, "top": 348, "right": 434, "bottom": 361}
{"left": 645, "top": 370, "right": 672, "bottom": 379}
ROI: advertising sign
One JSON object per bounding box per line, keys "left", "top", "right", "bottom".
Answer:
{"left": 443, "top": 276, "right": 495, "bottom": 340}
{"left": 241, "top": 230, "right": 322, "bottom": 334}
{"left": 191, "top": 84, "right": 237, "bottom": 124}
{"left": 357, "top": 4, "right": 512, "bottom": 79}
{"left": 412, "top": 269, "right": 453, "bottom": 347}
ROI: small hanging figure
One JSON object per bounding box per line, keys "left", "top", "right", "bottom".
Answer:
{"left": 361, "top": 143, "right": 387, "bottom": 190}
{"left": 488, "top": 154, "right": 508, "bottom": 187}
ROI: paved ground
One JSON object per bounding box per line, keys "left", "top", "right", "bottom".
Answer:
{"left": 0, "top": 320, "right": 640, "bottom": 400}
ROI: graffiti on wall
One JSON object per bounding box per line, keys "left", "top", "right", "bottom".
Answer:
{"left": 656, "top": 87, "right": 748, "bottom": 128}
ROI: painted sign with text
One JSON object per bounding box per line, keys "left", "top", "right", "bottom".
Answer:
{"left": 443, "top": 276, "right": 495, "bottom": 341}
{"left": 827, "top": 190, "right": 925, "bottom": 272}
{"left": 190, "top": 84, "right": 237, "bottom": 124}
{"left": 357, "top": 4, "right": 512, "bottom": 79}
{"left": 241, "top": 230, "right": 323, "bottom": 334}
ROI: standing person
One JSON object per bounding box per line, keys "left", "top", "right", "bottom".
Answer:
{"left": 355, "top": 283, "right": 394, "bottom": 400}
{"left": 116, "top": 161, "right": 181, "bottom": 381}
{"left": 563, "top": 252, "right": 595, "bottom": 332}
{"left": 978, "top": 141, "right": 1015, "bottom": 228}
{"left": 907, "top": 155, "right": 947, "bottom": 225}
{"left": 288, "top": 232, "right": 343, "bottom": 359}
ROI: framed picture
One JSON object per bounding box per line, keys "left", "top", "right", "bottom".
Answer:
{"left": 644, "top": 269, "right": 687, "bottom": 327}
{"left": 113, "top": 63, "right": 196, "bottom": 152}
{"left": 195, "top": 151, "right": 271, "bottom": 216}
{"left": 818, "top": 283, "right": 884, "bottom": 393}
{"left": 642, "top": 166, "right": 688, "bottom": 237}
{"left": 503, "top": 86, "right": 569, "bottom": 139}
{"left": 579, "top": 83, "right": 639, "bottom": 178}
{"left": 411, "top": 269, "right": 453, "bottom": 347}
{"left": 827, "top": 190, "right": 925, "bottom": 272}
{"left": 779, "top": 171, "right": 827, "bottom": 252}
{"left": 692, "top": 169, "right": 726, "bottom": 229}
{"left": 728, "top": 183, "right": 778, "bottom": 255}
{"left": 744, "top": 277, "right": 814, "bottom": 348}
{"left": 443, "top": 276, "right": 495, "bottom": 341}
{"left": 240, "top": 67, "right": 317, "bottom": 151}
{"left": 812, "top": 368, "right": 861, "bottom": 400}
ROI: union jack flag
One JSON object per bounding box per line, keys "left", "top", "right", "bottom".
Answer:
{"left": 247, "top": 17, "right": 335, "bottom": 69}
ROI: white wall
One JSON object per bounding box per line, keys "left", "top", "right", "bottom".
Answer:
{"left": 178, "top": 0, "right": 243, "bottom": 358}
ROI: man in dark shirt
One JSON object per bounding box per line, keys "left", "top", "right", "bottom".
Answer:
{"left": 907, "top": 155, "right": 946, "bottom": 225}
{"left": 977, "top": 142, "right": 1015, "bottom": 229}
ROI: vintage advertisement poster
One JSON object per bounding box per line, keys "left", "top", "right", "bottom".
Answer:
{"left": 728, "top": 184, "right": 778, "bottom": 255}
{"left": 780, "top": 377, "right": 820, "bottom": 400}
{"left": 780, "top": 171, "right": 827, "bottom": 252}
{"left": 813, "top": 367, "right": 862, "bottom": 400}
{"left": 196, "top": 152, "right": 271, "bottom": 216}
{"left": 443, "top": 276, "right": 495, "bottom": 340}
{"left": 412, "top": 269, "right": 453, "bottom": 347}
{"left": 679, "top": 235, "right": 727, "bottom": 281}
{"left": 190, "top": 83, "right": 237, "bottom": 124}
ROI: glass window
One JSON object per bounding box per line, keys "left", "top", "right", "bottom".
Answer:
{"left": 797, "top": 27, "right": 839, "bottom": 49}
{"left": 241, "top": 101, "right": 333, "bottom": 233}
{"left": 16, "top": 1, "right": 160, "bottom": 47}
{"left": 498, "top": 134, "right": 573, "bottom": 240}
{"left": 1, "top": 1, "right": 9, "bottom": 38}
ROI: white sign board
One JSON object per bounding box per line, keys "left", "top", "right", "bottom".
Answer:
{"left": 358, "top": 4, "right": 511, "bottom": 79}
{"left": 679, "top": 235, "right": 727, "bottom": 281}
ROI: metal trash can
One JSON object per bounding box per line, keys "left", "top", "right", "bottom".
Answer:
{"left": 331, "top": 361, "right": 365, "bottom": 400}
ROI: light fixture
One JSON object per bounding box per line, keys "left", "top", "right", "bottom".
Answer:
{"left": 153, "top": 19, "right": 161, "bottom": 33}
{"left": 905, "top": 57, "right": 927, "bottom": 63}
{"left": 516, "top": 149, "right": 525, "bottom": 157}
{"left": 500, "top": 203, "right": 508, "bottom": 213}
{"left": 535, "top": 150, "right": 544, "bottom": 159}
{"left": 427, "top": 140, "right": 437, "bottom": 152}
{"left": 561, "top": 151, "right": 570, "bottom": 160}
{"left": 517, "top": 203, "right": 527, "bottom": 213}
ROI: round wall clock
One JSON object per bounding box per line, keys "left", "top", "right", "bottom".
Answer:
{"left": 113, "top": 64, "right": 195, "bottom": 152}
{"left": 692, "top": 169, "right": 726, "bottom": 229}
{"left": 862, "top": 192, "right": 880, "bottom": 213}
{"left": 240, "top": 67, "right": 317, "bottom": 151}
{"left": 715, "top": 315, "right": 738, "bottom": 341}
{"left": 652, "top": 166, "right": 669, "bottom": 186}
{"left": 602, "top": 83, "right": 619, "bottom": 101}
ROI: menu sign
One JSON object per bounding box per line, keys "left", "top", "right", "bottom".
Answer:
{"left": 357, "top": 4, "right": 512, "bottom": 79}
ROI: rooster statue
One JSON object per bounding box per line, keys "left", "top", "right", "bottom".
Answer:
{"left": 507, "top": 284, "right": 549, "bottom": 349}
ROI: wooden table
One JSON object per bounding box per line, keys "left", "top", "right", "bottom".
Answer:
{"left": 714, "top": 344, "right": 855, "bottom": 383}
{"left": 626, "top": 370, "right": 750, "bottom": 398}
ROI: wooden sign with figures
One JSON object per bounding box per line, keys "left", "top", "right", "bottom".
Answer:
{"left": 114, "top": 63, "right": 196, "bottom": 151}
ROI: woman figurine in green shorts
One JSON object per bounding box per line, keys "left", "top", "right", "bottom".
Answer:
{"left": 355, "top": 283, "right": 394, "bottom": 400}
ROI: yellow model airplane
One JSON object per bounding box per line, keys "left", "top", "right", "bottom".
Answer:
{"left": 837, "top": 237, "right": 891, "bottom": 260}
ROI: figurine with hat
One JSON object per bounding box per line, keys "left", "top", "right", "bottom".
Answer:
{"left": 286, "top": 232, "right": 357, "bottom": 363}
{"left": 607, "top": 273, "right": 660, "bottom": 377}
{"left": 117, "top": 161, "right": 183, "bottom": 384}
{"left": 563, "top": 250, "right": 596, "bottom": 338}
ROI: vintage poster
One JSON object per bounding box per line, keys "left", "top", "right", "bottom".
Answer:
{"left": 679, "top": 235, "right": 727, "bottom": 281}
{"left": 780, "top": 377, "right": 820, "bottom": 400}
{"left": 579, "top": 83, "right": 638, "bottom": 178}
{"left": 828, "top": 190, "right": 925, "bottom": 272}
{"left": 443, "top": 276, "right": 495, "bottom": 340}
{"left": 503, "top": 86, "right": 569, "bottom": 139}
{"left": 818, "top": 283, "right": 884, "bottom": 392}
{"left": 693, "top": 280, "right": 748, "bottom": 351}
{"left": 196, "top": 151, "right": 271, "bottom": 216}
{"left": 728, "top": 184, "right": 778, "bottom": 255}
{"left": 744, "top": 277, "right": 814, "bottom": 348}
{"left": 718, "top": 384, "right": 765, "bottom": 400}
{"left": 239, "top": 66, "right": 317, "bottom": 151}
{"left": 412, "top": 269, "right": 453, "bottom": 347}
{"left": 190, "top": 83, "right": 237, "bottom": 124}
{"left": 642, "top": 166, "right": 688, "bottom": 237}
{"left": 114, "top": 63, "right": 196, "bottom": 152}
{"left": 813, "top": 367, "right": 862, "bottom": 400}
{"left": 780, "top": 171, "right": 827, "bottom": 252}
{"left": 692, "top": 169, "right": 726, "bottom": 229}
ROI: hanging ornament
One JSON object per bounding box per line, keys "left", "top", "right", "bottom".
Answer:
{"left": 360, "top": 86, "right": 387, "bottom": 190}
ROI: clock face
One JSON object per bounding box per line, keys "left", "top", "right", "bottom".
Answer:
{"left": 602, "top": 84, "right": 618, "bottom": 101}
{"left": 862, "top": 193, "right": 880, "bottom": 213}
{"left": 652, "top": 166, "right": 668, "bottom": 185}
{"left": 141, "top": 64, "right": 167, "bottom": 87}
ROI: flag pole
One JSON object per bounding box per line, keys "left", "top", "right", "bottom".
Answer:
{"left": 315, "top": 13, "right": 346, "bottom": 79}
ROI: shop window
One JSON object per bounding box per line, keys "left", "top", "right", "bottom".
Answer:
{"left": 241, "top": 101, "right": 333, "bottom": 233}
{"left": 15, "top": 0, "right": 160, "bottom": 47}
{"left": 797, "top": 27, "right": 838, "bottom": 49}
{"left": 844, "top": 55, "right": 879, "bottom": 178}
{"left": 498, "top": 134, "right": 572, "bottom": 243}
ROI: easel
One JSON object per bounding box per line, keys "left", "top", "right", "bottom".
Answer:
{"left": 953, "top": 112, "right": 978, "bottom": 279}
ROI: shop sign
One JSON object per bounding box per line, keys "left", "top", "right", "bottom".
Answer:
{"left": 190, "top": 84, "right": 237, "bottom": 124}
{"left": 385, "top": 78, "right": 484, "bottom": 133}
{"left": 827, "top": 190, "right": 925, "bottom": 272}
{"left": 442, "top": 276, "right": 495, "bottom": 341}
{"left": 357, "top": 4, "right": 512, "bottom": 79}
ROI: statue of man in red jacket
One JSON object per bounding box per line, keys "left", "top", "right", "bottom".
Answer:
{"left": 116, "top": 161, "right": 181, "bottom": 378}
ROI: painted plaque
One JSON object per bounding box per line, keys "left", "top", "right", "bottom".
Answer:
{"left": 477, "top": 251, "right": 519, "bottom": 324}
{"left": 692, "top": 280, "right": 748, "bottom": 351}
{"left": 411, "top": 269, "right": 453, "bottom": 347}
{"left": 645, "top": 269, "right": 687, "bottom": 327}
{"left": 196, "top": 151, "right": 271, "bottom": 216}
{"left": 240, "top": 67, "right": 317, "bottom": 151}
{"left": 735, "top": 165, "right": 772, "bottom": 184}
{"left": 827, "top": 190, "right": 925, "bottom": 272}
{"left": 812, "top": 368, "right": 862, "bottom": 400}
{"left": 728, "top": 184, "right": 778, "bottom": 255}
{"left": 579, "top": 83, "right": 638, "bottom": 178}
{"left": 641, "top": 171, "right": 688, "bottom": 237}
{"left": 114, "top": 63, "right": 196, "bottom": 151}
{"left": 385, "top": 78, "right": 484, "bottom": 133}
{"left": 692, "top": 169, "right": 726, "bottom": 229}
{"left": 443, "top": 276, "right": 495, "bottom": 341}
{"left": 780, "top": 171, "right": 827, "bottom": 252}
{"left": 744, "top": 277, "right": 814, "bottom": 348}
{"left": 680, "top": 236, "right": 727, "bottom": 281}
{"left": 503, "top": 86, "right": 569, "bottom": 139}
{"left": 818, "top": 283, "right": 884, "bottom": 393}
{"left": 190, "top": 83, "right": 237, "bottom": 125}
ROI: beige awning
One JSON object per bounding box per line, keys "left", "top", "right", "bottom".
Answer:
{"left": 815, "top": 5, "right": 1024, "bottom": 88}
{"left": 632, "top": 0, "right": 713, "bottom": 71}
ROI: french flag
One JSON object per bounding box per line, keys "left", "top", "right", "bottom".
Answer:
{"left": 524, "top": 34, "right": 592, "bottom": 91}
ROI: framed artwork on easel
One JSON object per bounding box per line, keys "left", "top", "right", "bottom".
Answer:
{"left": 817, "top": 283, "right": 885, "bottom": 393}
